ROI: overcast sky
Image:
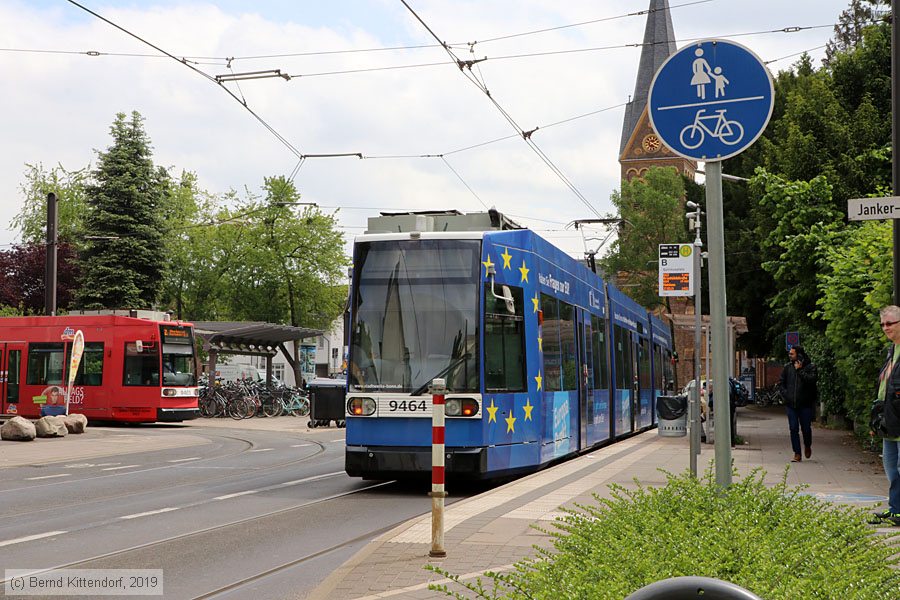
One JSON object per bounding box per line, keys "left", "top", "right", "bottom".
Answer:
{"left": 2, "top": 0, "right": 853, "bottom": 259}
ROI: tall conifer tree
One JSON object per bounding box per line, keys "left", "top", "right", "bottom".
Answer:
{"left": 76, "top": 111, "right": 169, "bottom": 309}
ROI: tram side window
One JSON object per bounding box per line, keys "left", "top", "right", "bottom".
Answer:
{"left": 123, "top": 342, "right": 160, "bottom": 386}
{"left": 591, "top": 315, "right": 609, "bottom": 389}
{"left": 484, "top": 285, "right": 526, "bottom": 392}
{"left": 540, "top": 294, "right": 561, "bottom": 392}
{"left": 540, "top": 294, "right": 577, "bottom": 392}
{"left": 26, "top": 343, "right": 65, "bottom": 385}
{"left": 653, "top": 345, "right": 664, "bottom": 391}
{"left": 613, "top": 325, "right": 632, "bottom": 389}
{"left": 664, "top": 350, "right": 675, "bottom": 392}
{"left": 68, "top": 343, "right": 104, "bottom": 386}
{"left": 558, "top": 301, "right": 577, "bottom": 390}
{"left": 639, "top": 338, "right": 652, "bottom": 390}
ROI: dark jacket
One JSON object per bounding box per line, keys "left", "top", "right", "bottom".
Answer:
{"left": 879, "top": 344, "right": 900, "bottom": 438}
{"left": 779, "top": 356, "right": 818, "bottom": 409}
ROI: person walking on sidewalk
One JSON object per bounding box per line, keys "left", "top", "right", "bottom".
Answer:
{"left": 779, "top": 345, "right": 818, "bottom": 462}
{"left": 870, "top": 305, "right": 900, "bottom": 527}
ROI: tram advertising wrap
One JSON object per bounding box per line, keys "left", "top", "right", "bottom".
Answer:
{"left": 344, "top": 212, "right": 675, "bottom": 481}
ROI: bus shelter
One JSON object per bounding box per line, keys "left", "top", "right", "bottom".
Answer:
{"left": 192, "top": 321, "right": 323, "bottom": 389}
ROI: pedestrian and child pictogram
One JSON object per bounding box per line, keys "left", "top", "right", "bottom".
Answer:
{"left": 649, "top": 39, "right": 774, "bottom": 161}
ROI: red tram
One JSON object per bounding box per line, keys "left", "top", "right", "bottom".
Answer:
{"left": 0, "top": 313, "right": 199, "bottom": 423}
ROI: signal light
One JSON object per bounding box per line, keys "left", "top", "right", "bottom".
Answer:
{"left": 445, "top": 398, "right": 479, "bottom": 417}
{"left": 347, "top": 397, "right": 376, "bottom": 416}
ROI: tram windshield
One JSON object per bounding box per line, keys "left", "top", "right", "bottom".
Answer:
{"left": 349, "top": 239, "right": 480, "bottom": 393}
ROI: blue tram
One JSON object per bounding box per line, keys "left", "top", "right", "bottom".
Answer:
{"left": 344, "top": 211, "right": 675, "bottom": 480}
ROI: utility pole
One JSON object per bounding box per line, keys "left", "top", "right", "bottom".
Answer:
{"left": 893, "top": 0, "right": 900, "bottom": 303}
{"left": 44, "top": 192, "right": 58, "bottom": 316}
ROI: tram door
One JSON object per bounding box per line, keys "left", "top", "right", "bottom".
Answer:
{"left": 0, "top": 343, "right": 25, "bottom": 415}
{"left": 630, "top": 335, "right": 640, "bottom": 433}
{"left": 576, "top": 310, "right": 591, "bottom": 450}
{"left": 612, "top": 324, "right": 635, "bottom": 438}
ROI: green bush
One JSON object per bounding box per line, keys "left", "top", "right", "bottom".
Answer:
{"left": 429, "top": 468, "right": 900, "bottom": 599}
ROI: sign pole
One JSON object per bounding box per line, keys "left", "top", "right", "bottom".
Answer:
{"left": 691, "top": 209, "right": 703, "bottom": 477}
{"left": 705, "top": 161, "right": 732, "bottom": 488}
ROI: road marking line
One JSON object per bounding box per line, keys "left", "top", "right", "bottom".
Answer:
{"left": 280, "top": 471, "right": 345, "bottom": 486}
{"left": 0, "top": 531, "right": 68, "bottom": 547}
{"left": 214, "top": 490, "right": 258, "bottom": 500}
{"left": 290, "top": 444, "right": 312, "bottom": 447}
{"left": 248, "top": 448, "right": 273, "bottom": 453}
{"left": 168, "top": 457, "right": 201, "bottom": 463}
{"left": 102, "top": 465, "right": 140, "bottom": 471}
{"left": 26, "top": 474, "right": 71, "bottom": 481}
{"left": 120, "top": 507, "right": 180, "bottom": 520}
{"left": 330, "top": 438, "right": 345, "bottom": 443}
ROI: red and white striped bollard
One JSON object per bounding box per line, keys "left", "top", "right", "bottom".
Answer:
{"left": 429, "top": 377, "right": 447, "bottom": 558}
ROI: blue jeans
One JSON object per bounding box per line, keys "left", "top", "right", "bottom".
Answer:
{"left": 786, "top": 405, "right": 813, "bottom": 455}
{"left": 884, "top": 438, "right": 900, "bottom": 514}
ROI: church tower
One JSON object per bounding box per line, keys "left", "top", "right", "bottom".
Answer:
{"left": 619, "top": 0, "right": 697, "bottom": 181}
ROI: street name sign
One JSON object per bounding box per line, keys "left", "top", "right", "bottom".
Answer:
{"left": 659, "top": 244, "right": 694, "bottom": 297}
{"left": 648, "top": 39, "right": 774, "bottom": 161}
{"left": 847, "top": 196, "right": 900, "bottom": 221}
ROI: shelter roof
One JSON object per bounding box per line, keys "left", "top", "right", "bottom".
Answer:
{"left": 192, "top": 321, "right": 323, "bottom": 355}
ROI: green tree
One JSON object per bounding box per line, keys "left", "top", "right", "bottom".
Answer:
{"left": 752, "top": 170, "right": 843, "bottom": 337}
{"left": 599, "top": 167, "right": 688, "bottom": 308}
{"left": 12, "top": 162, "right": 90, "bottom": 244}
{"left": 76, "top": 111, "right": 170, "bottom": 310}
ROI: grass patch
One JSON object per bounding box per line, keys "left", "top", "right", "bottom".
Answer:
{"left": 428, "top": 467, "right": 900, "bottom": 599}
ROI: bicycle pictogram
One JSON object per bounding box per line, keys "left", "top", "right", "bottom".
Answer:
{"left": 679, "top": 109, "right": 744, "bottom": 149}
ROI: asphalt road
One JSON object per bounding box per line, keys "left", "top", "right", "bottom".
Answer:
{"left": 0, "top": 420, "right": 479, "bottom": 599}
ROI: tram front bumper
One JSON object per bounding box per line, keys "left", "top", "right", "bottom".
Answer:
{"left": 156, "top": 407, "right": 201, "bottom": 422}
{"left": 345, "top": 445, "right": 487, "bottom": 480}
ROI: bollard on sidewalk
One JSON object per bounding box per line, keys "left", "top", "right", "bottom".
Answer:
{"left": 429, "top": 377, "right": 448, "bottom": 558}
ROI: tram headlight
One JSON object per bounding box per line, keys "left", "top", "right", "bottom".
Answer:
{"left": 347, "top": 397, "right": 376, "bottom": 416}
{"left": 445, "top": 398, "right": 479, "bottom": 417}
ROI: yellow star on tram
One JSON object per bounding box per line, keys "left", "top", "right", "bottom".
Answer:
{"left": 531, "top": 292, "right": 539, "bottom": 313}
{"left": 500, "top": 247, "right": 513, "bottom": 269}
{"left": 523, "top": 399, "right": 534, "bottom": 421}
{"left": 486, "top": 398, "right": 499, "bottom": 423}
{"left": 519, "top": 260, "right": 529, "bottom": 283}
{"left": 534, "top": 371, "right": 542, "bottom": 391}
{"left": 537, "top": 337, "right": 542, "bottom": 352}
{"left": 505, "top": 414, "right": 517, "bottom": 433}
{"left": 482, "top": 255, "right": 495, "bottom": 278}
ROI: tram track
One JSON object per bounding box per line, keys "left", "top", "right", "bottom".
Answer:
{"left": 0, "top": 430, "right": 333, "bottom": 522}
{"left": 0, "top": 479, "right": 396, "bottom": 587}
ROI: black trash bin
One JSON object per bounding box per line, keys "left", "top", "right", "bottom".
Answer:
{"left": 307, "top": 377, "right": 347, "bottom": 428}
{"left": 656, "top": 394, "right": 687, "bottom": 437}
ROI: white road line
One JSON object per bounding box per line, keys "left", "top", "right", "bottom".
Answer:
{"left": 101, "top": 465, "right": 140, "bottom": 471}
{"left": 167, "top": 457, "right": 201, "bottom": 463}
{"left": 248, "top": 448, "right": 273, "bottom": 453}
{"left": 26, "top": 474, "right": 71, "bottom": 481}
{"left": 330, "top": 438, "right": 345, "bottom": 443}
{"left": 120, "top": 507, "right": 180, "bottom": 520}
{"left": 213, "top": 490, "right": 258, "bottom": 500}
{"left": 290, "top": 444, "right": 311, "bottom": 448}
{"left": 0, "top": 531, "right": 68, "bottom": 547}
{"left": 280, "top": 471, "right": 345, "bottom": 486}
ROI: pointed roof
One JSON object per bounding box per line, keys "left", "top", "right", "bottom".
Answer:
{"left": 619, "top": 0, "right": 677, "bottom": 155}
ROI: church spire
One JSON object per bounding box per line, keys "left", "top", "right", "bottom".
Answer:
{"left": 619, "top": 0, "right": 677, "bottom": 155}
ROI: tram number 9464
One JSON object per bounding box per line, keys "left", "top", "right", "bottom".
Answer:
{"left": 386, "top": 399, "right": 429, "bottom": 414}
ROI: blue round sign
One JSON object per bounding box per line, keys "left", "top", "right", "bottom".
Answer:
{"left": 648, "top": 39, "right": 774, "bottom": 161}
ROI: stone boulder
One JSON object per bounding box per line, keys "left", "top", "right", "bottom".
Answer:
{"left": 63, "top": 413, "right": 88, "bottom": 434}
{"left": 1, "top": 416, "right": 36, "bottom": 441}
{"left": 35, "top": 416, "right": 68, "bottom": 438}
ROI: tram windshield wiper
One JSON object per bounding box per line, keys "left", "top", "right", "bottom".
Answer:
{"left": 410, "top": 353, "right": 471, "bottom": 396}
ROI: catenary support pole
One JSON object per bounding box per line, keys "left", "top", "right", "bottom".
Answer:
{"left": 430, "top": 377, "right": 448, "bottom": 558}
{"left": 44, "top": 192, "right": 58, "bottom": 316}
{"left": 705, "top": 161, "right": 732, "bottom": 488}
{"left": 893, "top": 0, "right": 900, "bottom": 303}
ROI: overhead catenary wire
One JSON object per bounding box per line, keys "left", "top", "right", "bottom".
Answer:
{"left": 399, "top": 0, "right": 604, "bottom": 219}
{"left": 64, "top": 0, "right": 305, "bottom": 162}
